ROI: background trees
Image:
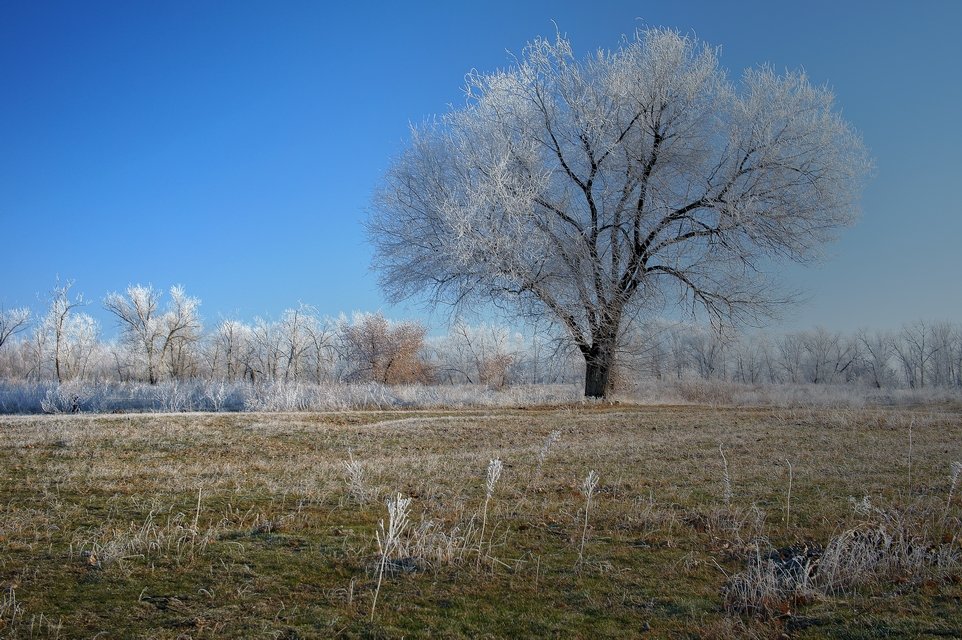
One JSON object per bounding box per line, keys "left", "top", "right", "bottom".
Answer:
{"left": 205, "top": 319, "right": 254, "bottom": 382}
{"left": 892, "top": 321, "right": 961, "bottom": 389}
{"left": 433, "top": 322, "right": 519, "bottom": 388}
{"left": 0, "top": 307, "right": 30, "bottom": 351}
{"left": 368, "top": 28, "right": 871, "bottom": 397}
{"left": 225, "top": 307, "right": 335, "bottom": 384}
{"left": 104, "top": 285, "right": 202, "bottom": 384}
{"left": 857, "top": 329, "right": 896, "bottom": 389}
{"left": 1, "top": 280, "right": 959, "bottom": 394}
{"left": 1, "top": 282, "right": 104, "bottom": 383}
{"left": 0, "top": 278, "right": 959, "bottom": 392}
{"left": 336, "top": 313, "right": 431, "bottom": 384}
{"left": 37, "top": 281, "right": 99, "bottom": 383}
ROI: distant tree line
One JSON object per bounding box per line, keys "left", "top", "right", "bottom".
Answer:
{"left": 0, "top": 281, "right": 959, "bottom": 391}
{"left": 615, "top": 321, "right": 962, "bottom": 390}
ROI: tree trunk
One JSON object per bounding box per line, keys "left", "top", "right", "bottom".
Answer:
{"left": 147, "top": 353, "right": 158, "bottom": 385}
{"left": 54, "top": 322, "right": 64, "bottom": 383}
{"left": 583, "top": 337, "right": 617, "bottom": 398}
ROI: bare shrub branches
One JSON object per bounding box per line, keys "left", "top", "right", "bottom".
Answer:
{"left": 337, "top": 313, "right": 432, "bottom": 385}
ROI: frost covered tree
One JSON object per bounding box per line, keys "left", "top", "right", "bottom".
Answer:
{"left": 927, "top": 322, "right": 960, "bottom": 388}
{"left": 54, "top": 312, "right": 100, "bottom": 381}
{"left": 240, "top": 306, "right": 335, "bottom": 383}
{"left": 892, "top": 321, "right": 961, "bottom": 389}
{"left": 304, "top": 315, "right": 336, "bottom": 383}
{"left": 205, "top": 319, "right": 255, "bottom": 382}
{"left": 435, "top": 322, "right": 519, "bottom": 387}
{"left": 104, "top": 285, "right": 202, "bottom": 383}
{"left": 19, "top": 282, "right": 100, "bottom": 382}
{"left": 279, "top": 304, "right": 324, "bottom": 382}
{"left": 687, "top": 326, "right": 731, "bottom": 380}
{"left": 800, "top": 327, "right": 857, "bottom": 384}
{"left": 250, "top": 317, "right": 284, "bottom": 381}
{"left": 0, "top": 307, "right": 30, "bottom": 350}
{"left": 368, "top": 28, "right": 870, "bottom": 397}
{"left": 857, "top": 328, "right": 895, "bottom": 389}
{"left": 43, "top": 281, "right": 88, "bottom": 383}
{"left": 894, "top": 321, "right": 937, "bottom": 389}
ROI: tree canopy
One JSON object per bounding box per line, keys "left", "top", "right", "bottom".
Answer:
{"left": 368, "top": 28, "right": 871, "bottom": 397}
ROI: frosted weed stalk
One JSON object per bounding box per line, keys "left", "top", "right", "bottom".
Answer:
{"left": 784, "top": 459, "right": 793, "bottom": 528}
{"left": 1, "top": 586, "right": 24, "bottom": 628}
{"left": 577, "top": 470, "right": 600, "bottom": 568}
{"left": 477, "top": 458, "right": 503, "bottom": 567}
{"left": 719, "top": 445, "right": 733, "bottom": 507}
{"left": 532, "top": 430, "right": 561, "bottom": 484}
{"left": 342, "top": 449, "right": 368, "bottom": 504}
{"left": 945, "top": 461, "right": 962, "bottom": 522}
{"left": 371, "top": 493, "right": 411, "bottom": 621}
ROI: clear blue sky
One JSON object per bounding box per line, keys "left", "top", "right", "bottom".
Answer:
{"left": 2, "top": 1, "right": 960, "bottom": 334}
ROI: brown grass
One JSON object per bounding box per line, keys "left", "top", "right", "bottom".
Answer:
{"left": 0, "top": 404, "right": 960, "bottom": 638}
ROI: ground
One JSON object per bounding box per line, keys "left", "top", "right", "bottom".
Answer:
{"left": 1, "top": 404, "right": 961, "bottom": 638}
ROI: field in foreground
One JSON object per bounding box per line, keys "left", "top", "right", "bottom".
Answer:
{"left": 1, "top": 405, "right": 961, "bottom": 638}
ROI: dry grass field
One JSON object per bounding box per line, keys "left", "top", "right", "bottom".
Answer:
{"left": 1, "top": 403, "right": 961, "bottom": 638}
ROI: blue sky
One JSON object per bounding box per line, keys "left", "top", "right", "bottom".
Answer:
{"left": 2, "top": 1, "right": 960, "bottom": 334}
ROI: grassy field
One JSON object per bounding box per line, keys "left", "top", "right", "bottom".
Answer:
{"left": 1, "top": 404, "right": 961, "bottom": 638}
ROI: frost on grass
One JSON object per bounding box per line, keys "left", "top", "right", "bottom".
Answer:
{"left": 577, "top": 470, "right": 600, "bottom": 567}
{"left": 1, "top": 405, "right": 960, "bottom": 636}
{"left": 724, "top": 500, "right": 962, "bottom": 618}
{"left": 371, "top": 493, "right": 412, "bottom": 620}
{"left": 71, "top": 506, "right": 219, "bottom": 569}
{"left": 342, "top": 450, "right": 370, "bottom": 505}
{"left": 0, "top": 380, "right": 584, "bottom": 414}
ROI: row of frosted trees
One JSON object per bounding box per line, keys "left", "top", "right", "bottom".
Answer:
{"left": 0, "top": 283, "right": 563, "bottom": 387}
{"left": 620, "top": 321, "right": 962, "bottom": 390}
{"left": 1, "top": 282, "right": 960, "bottom": 390}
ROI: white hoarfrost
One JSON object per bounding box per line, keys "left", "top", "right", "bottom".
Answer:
{"left": 369, "top": 27, "right": 871, "bottom": 397}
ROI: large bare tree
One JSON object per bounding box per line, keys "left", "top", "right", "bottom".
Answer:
{"left": 368, "top": 28, "right": 871, "bottom": 397}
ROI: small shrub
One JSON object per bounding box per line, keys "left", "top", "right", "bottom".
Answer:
{"left": 342, "top": 450, "right": 369, "bottom": 504}
{"left": 40, "top": 382, "right": 86, "bottom": 414}
{"left": 723, "top": 543, "right": 818, "bottom": 617}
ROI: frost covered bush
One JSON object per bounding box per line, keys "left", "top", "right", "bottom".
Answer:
{"left": 0, "top": 378, "right": 957, "bottom": 414}
{"left": 40, "top": 381, "right": 87, "bottom": 414}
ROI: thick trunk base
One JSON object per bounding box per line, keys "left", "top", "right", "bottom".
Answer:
{"left": 583, "top": 346, "right": 615, "bottom": 398}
